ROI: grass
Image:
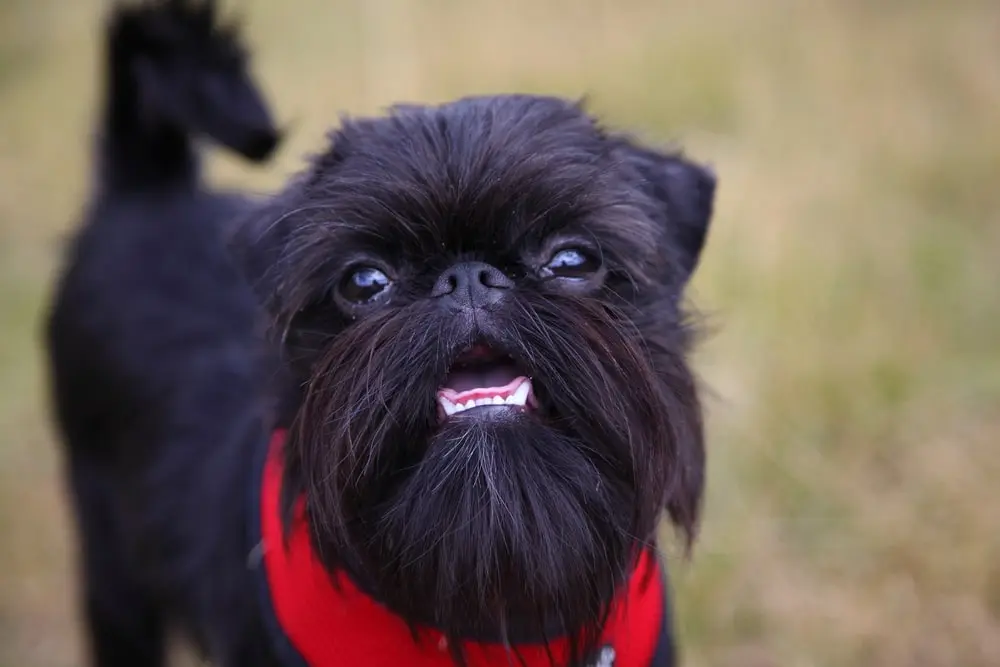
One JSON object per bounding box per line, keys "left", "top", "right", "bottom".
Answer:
{"left": 1, "top": 0, "right": 998, "bottom": 665}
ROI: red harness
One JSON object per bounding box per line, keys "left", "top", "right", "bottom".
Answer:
{"left": 254, "top": 429, "right": 673, "bottom": 667}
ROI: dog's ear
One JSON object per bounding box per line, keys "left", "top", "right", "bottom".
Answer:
{"left": 617, "top": 139, "right": 717, "bottom": 281}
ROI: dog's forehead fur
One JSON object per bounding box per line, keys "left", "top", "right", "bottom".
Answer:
{"left": 293, "top": 95, "right": 666, "bottom": 281}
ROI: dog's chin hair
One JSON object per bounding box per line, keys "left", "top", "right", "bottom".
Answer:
{"left": 371, "top": 418, "right": 630, "bottom": 642}
{"left": 281, "top": 292, "right": 703, "bottom": 661}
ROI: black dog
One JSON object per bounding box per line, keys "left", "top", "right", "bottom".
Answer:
{"left": 43, "top": 1, "right": 281, "bottom": 665}
{"left": 231, "top": 97, "right": 714, "bottom": 667}
{"left": 46, "top": 4, "right": 717, "bottom": 667}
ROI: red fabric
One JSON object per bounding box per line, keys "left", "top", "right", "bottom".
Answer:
{"left": 261, "top": 429, "right": 663, "bottom": 666}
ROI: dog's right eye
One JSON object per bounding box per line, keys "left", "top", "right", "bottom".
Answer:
{"left": 338, "top": 266, "right": 392, "bottom": 304}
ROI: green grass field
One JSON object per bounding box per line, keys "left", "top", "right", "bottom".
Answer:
{"left": 1, "top": 0, "right": 998, "bottom": 665}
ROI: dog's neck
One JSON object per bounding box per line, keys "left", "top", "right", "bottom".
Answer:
{"left": 255, "top": 429, "right": 673, "bottom": 666}
{"left": 334, "top": 555, "right": 575, "bottom": 643}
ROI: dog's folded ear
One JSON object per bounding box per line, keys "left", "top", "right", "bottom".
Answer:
{"left": 617, "top": 139, "right": 717, "bottom": 282}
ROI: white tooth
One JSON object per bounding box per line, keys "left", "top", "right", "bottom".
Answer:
{"left": 492, "top": 396, "right": 505, "bottom": 405}
{"left": 439, "top": 397, "right": 458, "bottom": 416}
{"left": 463, "top": 400, "right": 476, "bottom": 411}
{"left": 505, "top": 395, "right": 517, "bottom": 405}
{"left": 510, "top": 380, "right": 531, "bottom": 406}
{"left": 475, "top": 398, "right": 490, "bottom": 407}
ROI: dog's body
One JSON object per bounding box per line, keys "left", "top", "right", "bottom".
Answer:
{"left": 48, "top": 190, "right": 282, "bottom": 666}
{"left": 44, "top": 2, "right": 282, "bottom": 665}
{"left": 46, "top": 4, "right": 717, "bottom": 667}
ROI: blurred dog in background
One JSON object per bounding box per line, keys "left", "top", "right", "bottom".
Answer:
{"left": 44, "top": 0, "right": 281, "bottom": 665}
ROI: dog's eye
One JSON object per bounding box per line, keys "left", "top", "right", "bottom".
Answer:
{"left": 339, "top": 266, "right": 391, "bottom": 304}
{"left": 543, "top": 248, "right": 600, "bottom": 279}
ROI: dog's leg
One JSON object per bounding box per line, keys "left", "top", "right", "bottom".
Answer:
{"left": 68, "top": 453, "right": 166, "bottom": 667}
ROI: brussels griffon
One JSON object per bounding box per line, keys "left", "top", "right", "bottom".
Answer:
{"left": 230, "top": 94, "right": 716, "bottom": 666}
{"left": 47, "top": 5, "right": 716, "bottom": 667}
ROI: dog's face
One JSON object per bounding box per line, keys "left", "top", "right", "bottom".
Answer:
{"left": 245, "top": 95, "right": 715, "bottom": 651}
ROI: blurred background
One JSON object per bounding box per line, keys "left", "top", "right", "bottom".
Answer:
{"left": 1, "top": 0, "right": 998, "bottom": 665}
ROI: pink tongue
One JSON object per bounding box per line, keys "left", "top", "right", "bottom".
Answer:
{"left": 442, "top": 364, "right": 521, "bottom": 394}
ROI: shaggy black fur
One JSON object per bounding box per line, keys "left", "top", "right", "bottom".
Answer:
{"left": 46, "top": 3, "right": 717, "bottom": 667}
{"left": 44, "top": 1, "right": 281, "bottom": 666}
{"left": 233, "top": 96, "right": 716, "bottom": 664}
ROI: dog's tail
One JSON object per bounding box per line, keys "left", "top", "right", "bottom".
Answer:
{"left": 96, "top": 0, "right": 281, "bottom": 193}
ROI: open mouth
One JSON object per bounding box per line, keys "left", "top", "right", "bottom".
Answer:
{"left": 436, "top": 343, "right": 537, "bottom": 420}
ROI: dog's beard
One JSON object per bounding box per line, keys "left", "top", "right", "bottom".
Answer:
{"left": 282, "top": 291, "right": 702, "bottom": 657}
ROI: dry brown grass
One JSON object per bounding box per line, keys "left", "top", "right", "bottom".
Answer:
{"left": 1, "top": 0, "right": 998, "bottom": 665}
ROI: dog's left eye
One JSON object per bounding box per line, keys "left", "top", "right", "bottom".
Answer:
{"left": 543, "top": 248, "right": 600, "bottom": 279}
{"left": 339, "top": 266, "right": 392, "bottom": 304}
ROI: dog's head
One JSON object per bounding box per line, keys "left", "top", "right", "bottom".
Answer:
{"left": 108, "top": 0, "right": 281, "bottom": 161}
{"left": 242, "top": 95, "right": 715, "bottom": 656}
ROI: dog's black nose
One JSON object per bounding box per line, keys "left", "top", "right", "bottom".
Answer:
{"left": 431, "top": 262, "right": 513, "bottom": 309}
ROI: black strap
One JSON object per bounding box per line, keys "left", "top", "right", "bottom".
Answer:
{"left": 647, "top": 558, "right": 676, "bottom": 667}
{"left": 246, "top": 433, "right": 311, "bottom": 667}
